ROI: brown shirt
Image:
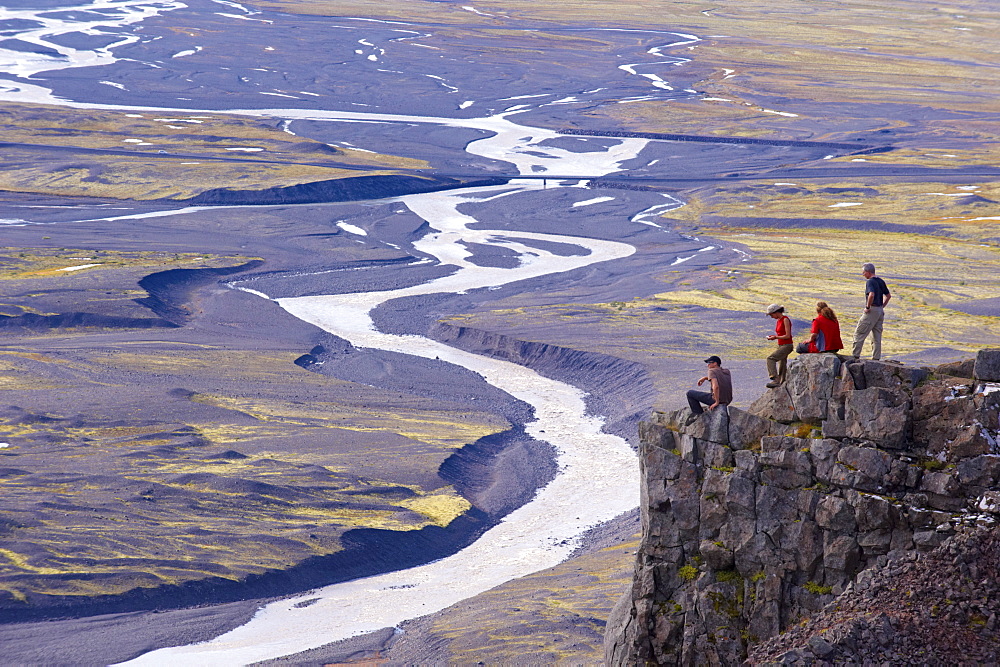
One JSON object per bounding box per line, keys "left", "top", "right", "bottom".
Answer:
{"left": 709, "top": 367, "right": 733, "bottom": 405}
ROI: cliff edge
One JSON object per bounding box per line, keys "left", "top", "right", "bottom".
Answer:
{"left": 606, "top": 350, "right": 1000, "bottom": 665}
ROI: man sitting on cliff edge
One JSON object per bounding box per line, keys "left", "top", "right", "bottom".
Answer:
{"left": 687, "top": 355, "right": 733, "bottom": 414}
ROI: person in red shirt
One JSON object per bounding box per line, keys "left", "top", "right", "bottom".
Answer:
{"left": 797, "top": 301, "right": 843, "bottom": 354}
{"left": 765, "top": 303, "right": 793, "bottom": 388}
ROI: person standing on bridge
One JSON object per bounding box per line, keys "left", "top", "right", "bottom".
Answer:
{"left": 851, "top": 262, "right": 892, "bottom": 360}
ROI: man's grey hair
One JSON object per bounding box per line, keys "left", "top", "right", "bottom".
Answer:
{"left": 862, "top": 262, "right": 876, "bottom": 273}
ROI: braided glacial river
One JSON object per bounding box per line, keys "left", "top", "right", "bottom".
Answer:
{"left": 0, "top": 1, "right": 713, "bottom": 662}
{"left": 123, "top": 115, "right": 656, "bottom": 665}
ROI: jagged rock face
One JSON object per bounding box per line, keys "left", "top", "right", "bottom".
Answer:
{"left": 749, "top": 527, "right": 1000, "bottom": 663}
{"left": 606, "top": 353, "right": 1000, "bottom": 666}
{"left": 974, "top": 349, "right": 1000, "bottom": 383}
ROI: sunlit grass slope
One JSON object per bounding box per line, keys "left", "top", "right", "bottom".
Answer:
{"left": 0, "top": 104, "right": 428, "bottom": 200}
{"left": 0, "top": 344, "right": 507, "bottom": 603}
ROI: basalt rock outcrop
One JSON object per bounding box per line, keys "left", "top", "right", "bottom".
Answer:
{"left": 749, "top": 524, "right": 1000, "bottom": 663}
{"left": 606, "top": 350, "right": 1000, "bottom": 665}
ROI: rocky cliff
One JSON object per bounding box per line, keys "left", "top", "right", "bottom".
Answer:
{"left": 606, "top": 350, "right": 1000, "bottom": 665}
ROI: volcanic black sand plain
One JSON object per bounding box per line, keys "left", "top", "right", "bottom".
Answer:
{"left": 0, "top": 0, "right": 998, "bottom": 663}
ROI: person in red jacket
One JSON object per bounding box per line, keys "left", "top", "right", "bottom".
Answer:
{"left": 797, "top": 301, "right": 844, "bottom": 354}
{"left": 765, "top": 303, "right": 793, "bottom": 388}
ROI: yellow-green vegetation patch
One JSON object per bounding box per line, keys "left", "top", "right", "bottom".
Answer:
{"left": 556, "top": 0, "right": 999, "bottom": 146}
{"left": 0, "top": 103, "right": 428, "bottom": 199}
{"left": 399, "top": 491, "right": 473, "bottom": 527}
{"left": 0, "top": 362, "right": 65, "bottom": 391}
{"left": 0, "top": 418, "right": 478, "bottom": 602}
{"left": 663, "top": 181, "right": 1000, "bottom": 239}
{"left": 828, "top": 147, "right": 1000, "bottom": 168}
{"left": 89, "top": 349, "right": 340, "bottom": 386}
{"left": 590, "top": 94, "right": 813, "bottom": 140}
{"left": 0, "top": 247, "right": 250, "bottom": 280}
{"left": 0, "top": 151, "right": 397, "bottom": 200}
{"left": 0, "top": 104, "right": 428, "bottom": 168}
{"left": 190, "top": 392, "right": 509, "bottom": 450}
{"left": 648, "top": 227, "right": 1000, "bottom": 356}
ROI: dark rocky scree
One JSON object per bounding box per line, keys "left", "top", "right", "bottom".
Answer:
{"left": 749, "top": 525, "right": 1000, "bottom": 664}
{"left": 605, "top": 349, "right": 1000, "bottom": 665}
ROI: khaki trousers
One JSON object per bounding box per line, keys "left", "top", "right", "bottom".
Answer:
{"left": 852, "top": 306, "right": 885, "bottom": 360}
{"left": 766, "top": 344, "right": 793, "bottom": 382}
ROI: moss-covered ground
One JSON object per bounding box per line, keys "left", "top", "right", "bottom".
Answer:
{"left": 0, "top": 104, "right": 426, "bottom": 200}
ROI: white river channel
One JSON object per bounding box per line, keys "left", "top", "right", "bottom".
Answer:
{"left": 123, "top": 122, "right": 653, "bottom": 664}
{"left": 0, "top": 4, "right": 704, "bottom": 662}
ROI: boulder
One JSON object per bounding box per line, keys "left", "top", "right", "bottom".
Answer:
{"left": 749, "top": 385, "right": 798, "bottom": 424}
{"left": 980, "top": 391, "right": 1000, "bottom": 430}
{"left": 908, "top": 379, "right": 998, "bottom": 461}
{"left": 821, "top": 417, "right": 849, "bottom": 439}
{"left": 638, "top": 421, "right": 679, "bottom": 453}
{"left": 759, "top": 441, "right": 813, "bottom": 488}
{"left": 848, "top": 493, "right": 894, "bottom": 532}
{"left": 649, "top": 408, "right": 688, "bottom": 432}
{"left": 857, "top": 529, "right": 892, "bottom": 556}
{"left": 699, "top": 539, "right": 735, "bottom": 570}
{"left": 919, "top": 471, "right": 959, "bottom": 497}
{"left": 934, "top": 358, "right": 975, "bottom": 379}
{"left": 782, "top": 518, "right": 824, "bottom": 573}
{"left": 973, "top": 348, "right": 1000, "bottom": 382}
{"left": 683, "top": 405, "right": 730, "bottom": 445}
{"left": 957, "top": 455, "right": 1000, "bottom": 489}
{"left": 860, "top": 360, "right": 928, "bottom": 391}
{"left": 845, "top": 360, "right": 867, "bottom": 390}
{"left": 912, "top": 530, "right": 945, "bottom": 550}
{"left": 678, "top": 433, "right": 699, "bottom": 463}
{"left": 823, "top": 534, "right": 861, "bottom": 572}
{"left": 911, "top": 379, "right": 972, "bottom": 422}
{"left": 701, "top": 441, "right": 735, "bottom": 469}
{"left": 761, "top": 435, "right": 810, "bottom": 453}
{"left": 727, "top": 406, "right": 775, "bottom": 450}
{"left": 761, "top": 465, "right": 813, "bottom": 489}
{"left": 816, "top": 495, "right": 857, "bottom": 533}
{"left": 785, "top": 354, "right": 840, "bottom": 424}
{"left": 810, "top": 438, "right": 842, "bottom": 483}
{"left": 947, "top": 426, "right": 993, "bottom": 460}
{"left": 837, "top": 445, "right": 892, "bottom": 482}
{"left": 843, "top": 387, "right": 910, "bottom": 449}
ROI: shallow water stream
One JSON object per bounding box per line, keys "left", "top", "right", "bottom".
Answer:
{"left": 0, "top": 2, "right": 719, "bottom": 662}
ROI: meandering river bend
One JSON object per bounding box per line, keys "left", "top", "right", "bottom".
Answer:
{"left": 0, "top": 1, "right": 731, "bottom": 662}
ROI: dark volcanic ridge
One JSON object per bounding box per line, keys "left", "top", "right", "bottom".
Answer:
{"left": 181, "top": 175, "right": 509, "bottom": 207}
{"left": 559, "top": 127, "right": 884, "bottom": 151}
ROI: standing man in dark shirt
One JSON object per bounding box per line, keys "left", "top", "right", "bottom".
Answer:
{"left": 687, "top": 355, "right": 732, "bottom": 414}
{"left": 851, "top": 262, "right": 892, "bottom": 360}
